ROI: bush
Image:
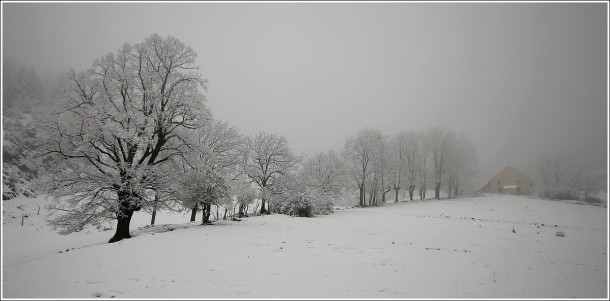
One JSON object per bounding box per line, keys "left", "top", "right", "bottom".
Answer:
{"left": 584, "top": 196, "right": 603, "bottom": 205}
{"left": 294, "top": 202, "right": 315, "bottom": 217}
{"left": 276, "top": 192, "right": 335, "bottom": 217}
{"left": 551, "top": 189, "right": 575, "bottom": 201}
{"left": 312, "top": 194, "right": 334, "bottom": 215}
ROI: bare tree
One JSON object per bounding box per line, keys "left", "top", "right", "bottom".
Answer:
{"left": 389, "top": 132, "right": 408, "bottom": 202}
{"left": 233, "top": 179, "right": 257, "bottom": 218}
{"left": 429, "top": 127, "right": 456, "bottom": 200}
{"left": 37, "top": 34, "right": 209, "bottom": 243}
{"left": 342, "top": 128, "right": 384, "bottom": 207}
{"left": 403, "top": 131, "right": 420, "bottom": 201}
{"left": 540, "top": 154, "right": 561, "bottom": 198}
{"left": 375, "top": 135, "right": 391, "bottom": 205}
{"left": 445, "top": 132, "right": 478, "bottom": 198}
{"left": 300, "top": 150, "right": 347, "bottom": 198}
{"left": 417, "top": 130, "right": 431, "bottom": 200}
{"left": 240, "top": 132, "right": 302, "bottom": 214}
{"left": 177, "top": 118, "right": 241, "bottom": 223}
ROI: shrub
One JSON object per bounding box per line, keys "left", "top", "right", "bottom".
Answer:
{"left": 312, "top": 194, "right": 334, "bottom": 215}
{"left": 276, "top": 192, "right": 335, "bottom": 217}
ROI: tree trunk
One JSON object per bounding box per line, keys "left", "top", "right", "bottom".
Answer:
{"left": 190, "top": 204, "right": 198, "bottom": 222}
{"left": 420, "top": 182, "right": 426, "bottom": 200}
{"left": 435, "top": 182, "right": 441, "bottom": 200}
{"left": 239, "top": 203, "right": 245, "bottom": 218}
{"left": 109, "top": 210, "right": 134, "bottom": 243}
{"left": 382, "top": 189, "right": 389, "bottom": 204}
{"left": 448, "top": 183, "right": 453, "bottom": 199}
{"left": 408, "top": 186, "right": 415, "bottom": 201}
{"left": 260, "top": 198, "right": 268, "bottom": 215}
{"left": 150, "top": 195, "right": 158, "bottom": 226}
{"left": 223, "top": 208, "right": 228, "bottom": 220}
{"left": 201, "top": 204, "right": 206, "bottom": 223}
{"left": 216, "top": 205, "right": 219, "bottom": 221}
{"left": 109, "top": 193, "right": 141, "bottom": 243}
{"left": 202, "top": 203, "right": 212, "bottom": 224}
{"left": 151, "top": 207, "right": 157, "bottom": 226}
{"left": 395, "top": 189, "right": 400, "bottom": 203}
{"left": 454, "top": 181, "right": 459, "bottom": 197}
{"left": 360, "top": 186, "right": 366, "bottom": 207}
{"left": 359, "top": 186, "right": 364, "bottom": 207}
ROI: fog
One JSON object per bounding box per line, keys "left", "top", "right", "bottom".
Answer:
{"left": 3, "top": 2, "right": 607, "bottom": 189}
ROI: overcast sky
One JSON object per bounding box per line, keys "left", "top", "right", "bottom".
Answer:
{"left": 2, "top": 2, "right": 607, "bottom": 188}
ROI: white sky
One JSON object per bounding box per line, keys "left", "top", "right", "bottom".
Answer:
{"left": 2, "top": 1, "right": 608, "bottom": 187}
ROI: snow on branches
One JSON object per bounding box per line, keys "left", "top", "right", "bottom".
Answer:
{"left": 37, "top": 33, "right": 210, "bottom": 242}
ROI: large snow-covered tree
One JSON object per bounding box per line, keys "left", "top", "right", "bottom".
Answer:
{"left": 240, "top": 132, "right": 302, "bottom": 214}
{"left": 38, "top": 33, "right": 209, "bottom": 243}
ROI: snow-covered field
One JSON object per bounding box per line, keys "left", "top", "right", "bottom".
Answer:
{"left": 2, "top": 194, "right": 608, "bottom": 298}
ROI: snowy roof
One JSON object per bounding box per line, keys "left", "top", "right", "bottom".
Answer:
{"left": 503, "top": 185, "right": 517, "bottom": 189}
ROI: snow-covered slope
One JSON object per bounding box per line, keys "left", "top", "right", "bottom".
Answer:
{"left": 2, "top": 194, "right": 607, "bottom": 298}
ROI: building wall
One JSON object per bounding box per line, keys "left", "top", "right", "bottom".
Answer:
{"left": 480, "top": 167, "right": 533, "bottom": 195}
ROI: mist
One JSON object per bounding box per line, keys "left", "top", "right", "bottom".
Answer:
{"left": 3, "top": 2, "right": 607, "bottom": 190}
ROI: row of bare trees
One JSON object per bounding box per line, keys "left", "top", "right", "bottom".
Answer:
{"left": 342, "top": 127, "right": 478, "bottom": 207}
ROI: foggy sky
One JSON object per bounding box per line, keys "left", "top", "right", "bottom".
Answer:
{"left": 2, "top": 2, "right": 608, "bottom": 189}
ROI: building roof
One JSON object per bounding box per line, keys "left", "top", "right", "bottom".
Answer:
{"left": 479, "top": 166, "right": 532, "bottom": 192}
{"left": 494, "top": 166, "right": 532, "bottom": 182}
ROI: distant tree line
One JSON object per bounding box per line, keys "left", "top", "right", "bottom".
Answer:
{"left": 2, "top": 59, "right": 64, "bottom": 200}
{"left": 539, "top": 155, "right": 605, "bottom": 204}
{"left": 342, "top": 127, "right": 478, "bottom": 207}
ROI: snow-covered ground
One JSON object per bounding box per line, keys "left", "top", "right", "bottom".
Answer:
{"left": 2, "top": 193, "right": 608, "bottom": 298}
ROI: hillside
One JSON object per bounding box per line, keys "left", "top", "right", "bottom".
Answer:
{"left": 2, "top": 194, "right": 607, "bottom": 298}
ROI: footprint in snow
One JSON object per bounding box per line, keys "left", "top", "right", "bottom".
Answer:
{"left": 92, "top": 292, "right": 115, "bottom": 298}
